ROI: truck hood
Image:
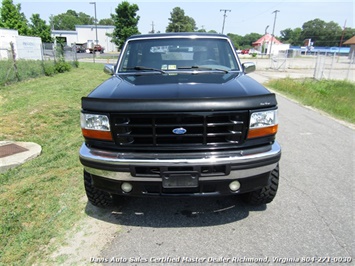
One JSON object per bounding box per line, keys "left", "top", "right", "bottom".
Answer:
{"left": 83, "top": 72, "right": 277, "bottom": 112}
{"left": 88, "top": 72, "right": 270, "bottom": 99}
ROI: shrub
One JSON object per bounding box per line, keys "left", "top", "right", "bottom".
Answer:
{"left": 0, "top": 60, "right": 15, "bottom": 85}
{"left": 0, "top": 58, "right": 76, "bottom": 86}
{"left": 43, "top": 61, "right": 56, "bottom": 76}
{"left": 54, "top": 60, "right": 72, "bottom": 73}
{"left": 17, "top": 60, "right": 43, "bottom": 80}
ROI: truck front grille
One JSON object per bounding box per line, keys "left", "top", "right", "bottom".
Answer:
{"left": 111, "top": 112, "right": 248, "bottom": 148}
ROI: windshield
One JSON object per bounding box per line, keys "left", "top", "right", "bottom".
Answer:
{"left": 118, "top": 37, "right": 240, "bottom": 73}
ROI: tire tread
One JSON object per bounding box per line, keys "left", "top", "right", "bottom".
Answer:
{"left": 84, "top": 171, "right": 113, "bottom": 207}
{"left": 244, "top": 164, "right": 279, "bottom": 205}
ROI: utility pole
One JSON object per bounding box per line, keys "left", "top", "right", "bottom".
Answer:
{"left": 89, "top": 2, "right": 98, "bottom": 44}
{"left": 150, "top": 21, "right": 155, "bottom": 33}
{"left": 220, "top": 9, "right": 231, "bottom": 34}
{"left": 89, "top": 2, "right": 98, "bottom": 63}
{"left": 339, "top": 20, "right": 347, "bottom": 48}
{"left": 50, "top": 14, "right": 56, "bottom": 51}
{"left": 269, "top": 10, "right": 280, "bottom": 57}
{"left": 263, "top": 25, "right": 269, "bottom": 55}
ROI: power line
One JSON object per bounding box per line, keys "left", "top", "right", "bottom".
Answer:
{"left": 233, "top": 1, "right": 285, "bottom": 26}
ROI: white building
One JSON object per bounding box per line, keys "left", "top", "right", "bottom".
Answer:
{"left": 252, "top": 34, "right": 290, "bottom": 55}
{"left": 0, "top": 28, "right": 42, "bottom": 60}
{"left": 0, "top": 28, "right": 18, "bottom": 59}
{"left": 52, "top": 25, "right": 118, "bottom": 52}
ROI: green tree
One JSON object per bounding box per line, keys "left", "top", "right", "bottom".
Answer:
{"left": 227, "top": 33, "right": 243, "bottom": 49}
{"left": 0, "top": 0, "right": 29, "bottom": 35}
{"left": 110, "top": 1, "right": 140, "bottom": 49}
{"left": 185, "top": 16, "right": 196, "bottom": 32}
{"left": 301, "top": 19, "right": 342, "bottom": 46}
{"left": 241, "top": 33, "right": 262, "bottom": 48}
{"left": 323, "top": 21, "right": 343, "bottom": 46}
{"left": 99, "top": 18, "right": 114, "bottom": 25}
{"left": 166, "top": 7, "right": 196, "bottom": 32}
{"left": 50, "top": 10, "right": 94, "bottom": 30}
{"left": 280, "top": 21, "right": 355, "bottom": 46}
{"left": 280, "top": 27, "right": 302, "bottom": 45}
{"left": 292, "top": 28, "right": 303, "bottom": 46}
{"left": 29, "top": 14, "right": 52, "bottom": 42}
{"left": 78, "top": 12, "right": 93, "bottom": 25}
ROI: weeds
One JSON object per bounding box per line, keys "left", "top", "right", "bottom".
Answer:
{"left": 266, "top": 78, "right": 355, "bottom": 124}
{"left": 0, "top": 58, "right": 79, "bottom": 85}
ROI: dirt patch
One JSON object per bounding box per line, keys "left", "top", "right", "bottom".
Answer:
{"left": 40, "top": 201, "right": 120, "bottom": 265}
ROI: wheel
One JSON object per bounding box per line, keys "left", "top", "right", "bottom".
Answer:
{"left": 243, "top": 164, "right": 279, "bottom": 205}
{"left": 84, "top": 170, "right": 113, "bottom": 207}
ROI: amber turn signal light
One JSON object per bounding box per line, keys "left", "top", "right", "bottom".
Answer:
{"left": 247, "top": 125, "right": 278, "bottom": 139}
{"left": 82, "top": 129, "right": 113, "bottom": 141}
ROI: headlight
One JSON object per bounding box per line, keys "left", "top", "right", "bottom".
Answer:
{"left": 81, "top": 113, "right": 112, "bottom": 141}
{"left": 81, "top": 113, "right": 110, "bottom": 131}
{"left": 250, "top": 110, "right": 278, "bottom": 128}
{"left": 248, "top": 110, "right": 278, "bottom": 139}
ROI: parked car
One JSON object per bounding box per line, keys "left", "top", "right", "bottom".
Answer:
{"left": 79, "top": 33, "right": 281, "bottom": 207}
{"left": 74, "top": 43, "right": 86, "bottom": 53}
{"left": 86, "top": 44, "right": 105, "bottom": 54}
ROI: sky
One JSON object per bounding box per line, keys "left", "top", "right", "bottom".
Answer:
{"left": 14, "top": 0, "right": 354, "bottom": 36}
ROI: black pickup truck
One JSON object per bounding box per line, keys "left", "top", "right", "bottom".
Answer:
{"left": 79, "top": 33, "right": 281, "bottom": 207}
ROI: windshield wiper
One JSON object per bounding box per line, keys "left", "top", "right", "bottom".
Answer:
{"left": 177, "top": 65, "right": 229, "bottom": 73}
{"left": 124, "top": 66, "right": 166, "bottom": 74}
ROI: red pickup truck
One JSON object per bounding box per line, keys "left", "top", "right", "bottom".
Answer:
{"left": 86, "top": 44, "right": 105, "bottom": 54}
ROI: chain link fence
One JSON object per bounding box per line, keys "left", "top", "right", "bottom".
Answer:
{"left": 313, "top": 51, "right": 354, "bottom": 81}
{"left": 270, "top": 52, "right": 355, "bottom": 81}
{"left": 257, "top": 51, "right": 355, "bottom": 82}
{"left": 0, "top": 43, "right": 78, "bottom": 86}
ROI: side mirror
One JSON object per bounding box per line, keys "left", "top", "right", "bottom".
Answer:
{"left": 103, "top": 64, "right": 115, "bottom": 75}
{"left": 242, "top": 62, "right": 256, "bottom": 74}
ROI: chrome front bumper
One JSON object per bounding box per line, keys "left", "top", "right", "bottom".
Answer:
{"left": 79, "top": 142, "right": 281, "bottom": 181}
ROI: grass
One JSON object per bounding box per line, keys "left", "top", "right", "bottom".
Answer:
{"left": 0, "top": 62, "right": 107, "bottom": 264}
{"left": 266, "top": 78, "right": 355, "bottom": 124}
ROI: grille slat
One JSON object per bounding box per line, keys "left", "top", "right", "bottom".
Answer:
{"left": 111, "top": 112, "right": 248, "bottom": 148}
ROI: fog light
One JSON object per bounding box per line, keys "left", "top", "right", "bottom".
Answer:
{"left": 229, "top": 181, "right": 241, "bottom": 192}
{"left": 121, "top": 182, "right": 133, "bottom": 193}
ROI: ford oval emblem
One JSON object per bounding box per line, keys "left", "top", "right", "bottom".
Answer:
{"left": 172, "top": 127, "right": 187, "bottom": 135}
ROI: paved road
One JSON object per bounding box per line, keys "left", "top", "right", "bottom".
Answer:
{"left": 85, "top": 74, "right": 354, "bottom": 265}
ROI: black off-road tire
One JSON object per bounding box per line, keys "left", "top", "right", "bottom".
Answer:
{"left": 243, "top": 164, "right": 279, "bottom": 205}
{"left": 84, "top": 170, "right": 113, "bottom": 207}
